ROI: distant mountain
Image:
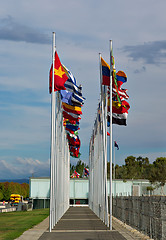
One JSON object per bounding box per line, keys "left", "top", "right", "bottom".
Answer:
{"left": 0, "top": 179, "right": 29, "bottom": 184}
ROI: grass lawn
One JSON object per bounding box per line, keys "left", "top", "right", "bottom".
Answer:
{"left": 0, "top": 208, "right": 49, "bottom": 240}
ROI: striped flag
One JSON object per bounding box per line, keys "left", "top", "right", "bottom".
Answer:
{"left": 62, "top": 65, "right": 85, "bottom": 105}
{"left": 62, "top": 102, "right": 82, "bottom": 115}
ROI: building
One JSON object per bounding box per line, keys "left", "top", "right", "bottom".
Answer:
{"left": 29, "top": 177, "right": 154, "bottom": 209}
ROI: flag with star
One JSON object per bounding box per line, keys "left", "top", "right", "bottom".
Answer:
{"left": 49, "top": 52, "right": 68, "bottom": 93}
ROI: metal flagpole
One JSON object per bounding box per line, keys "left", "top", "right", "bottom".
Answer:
{"left": 104, "top": 85, "right": 109, "bottom": 227}
{"left": 99, "top": 53, "right": 105, "bottom": 222}
{"left": 109, "top": 40, "right": 113, "bottom": 230}
{"left": 49, "top": 32, "right": 56, "bottom": 232}
{"left": 113, "top": 142, "right": 115, "bottom": 179}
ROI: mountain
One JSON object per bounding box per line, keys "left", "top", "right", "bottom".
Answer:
{"left": 0, "top": 179, "right": 29, "bottom": 184}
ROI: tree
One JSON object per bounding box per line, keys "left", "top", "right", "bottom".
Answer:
{"left": 70, "top": 160, "right": 89, "bottom": 178}
{"left": 124, "top": 156, "right": 138, "bottom": 179}
{"left": 148, "top": 157, "right": 166, "bottom": 195}
{"left": 3, "top": 182, "right": 12, "bottom": 201}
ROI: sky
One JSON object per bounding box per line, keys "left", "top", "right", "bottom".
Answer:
{"left": 0, "top": 0, "right": 166, "bottom": 179}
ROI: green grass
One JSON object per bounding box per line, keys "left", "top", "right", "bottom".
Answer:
{"left": 0, "top": 208, "right": 49, "bottom": 240}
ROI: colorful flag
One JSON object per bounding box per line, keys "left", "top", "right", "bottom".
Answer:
{"left": 116, "top": 71, "right": 127, "bottom": 88}
{"left": 112, "top": 100, "right": 130, "bottom": 114}
{"left": 63, "top": 110, "right": 81, "bottom": 121}
{"left": 60, "top": 90, "right": 73, "bottom": 105}
{"left": 114, "top": 141, "right": 119, "bottom": 150}
{"left": 101, "top": 57, "right": 110, "bottom": 86}
{"left": 67, "top": 134, "right": 80, "bottom": 147}
{"left": 66, "top": 130, "right": 78, "bottom": 139}
{"left": 84, "top": 168, "right": 89, "bottom": 176}
{"left": 49, "top": 52, "right": 68, "bottom": 93}
{"left": 70, "top": 170, "right": 80, "bottom": 178}
{"left": 62, "top": 102, "right": 82, "bottom": 115}
{"left": 70, "top": 146, "right": 81, "bottom": 158}
{"left": 102, "top": 57, "right": 122, "bottom": 106}
{"left": 74, "top": 170, "right": 80, "bottom": 178}
{"left": 108, "top": 112, "right": 128, "bottom": 126}
{"left": 65, "top": 120, "right": 80, "bottom": 132}
{"left": 107, "top": 98, "right": 130, "bottom": 126}
{"left": 62, "top": 65, "right": 85, "bottom": 105}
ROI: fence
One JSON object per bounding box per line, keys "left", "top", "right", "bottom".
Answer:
{"left": 113, "top": 196, "right": 166, "bottom": 240}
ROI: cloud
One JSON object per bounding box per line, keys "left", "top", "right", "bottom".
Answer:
{"left": 0, "top": 157, "right": 50, "bottom": 179}
{"left": 0, "top": 16, "right": 50, "bottom": 44}
{"left": 122, "top": 40, "right": 166, "bottom": 65}
{"left": 134, "top": 66, "right": 146, "bottom": 74}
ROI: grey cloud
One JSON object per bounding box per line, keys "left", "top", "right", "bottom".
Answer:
{"left": 134, "top": 66, "right": 146, "bottom": 74}
{"left": 0, "top": 158, "right": 50, "bottom": 179}
{"left": 0, "top": 16, "right": 51, "bottom": 44}
{"left": 122, "top": 41, "right": 166, "bottom": 65}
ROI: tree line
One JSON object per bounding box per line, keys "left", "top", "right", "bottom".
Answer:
{"left": 71, "top": 156, "right": 166, "bottom": 189}
{"left": 109, "top": 156, "right": 166, "bottom": 185}
{"left": 0, "top": 182, "right": 29, "bottom": 201}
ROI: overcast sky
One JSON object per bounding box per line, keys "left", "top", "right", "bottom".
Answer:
{"left": 0, "top": 0, "right": 166, "bottom": 179}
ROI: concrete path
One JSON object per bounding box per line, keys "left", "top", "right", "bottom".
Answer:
{"left": 16, "top": 207, "right": 153, "bottom": 240}
{"left": 39, "top": 207, "right": 125, "bottom": 240}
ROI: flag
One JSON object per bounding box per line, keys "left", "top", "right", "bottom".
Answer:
{"left": 60, "top": 90, "right": 73, "bottom": 105}
{"left": 102, "top": 57, "right": 122, "bottom": 105}
{"left": 65, "top": 120, "right": 80, "bottom": 132}
{"left": 70, "top": 146, "right": 81, "bottom": 158}
{"left": 107, "top": 99, "right": 130, "bottom": 126}
{"left": 114, "top": 141, "right": 119, "bottom": 150}
{"left": 67, "top": 134, "right": 80, "bottom": 147}
{"left": 112, "top": 87, "right": 129, "bottom": 100}
{"left": 62, "top": 102, "right": 82, "bottom": 115}
{"left": 84, "top": 168, "right": 89, "bottom": 176}
{"left": 74, "top": 170, "right": 80, "bottom": 178}
{"left": 112, "top": 100, "right": 130, "bottom": 114}
{"left": 66, "top": 130, "right": 78, "bottom": 139}
{"left": 62, "top": 65, "right": 85, "bottom": 105}
{"left": 108, "top": 112, "right": 128, "bottom": 126}
{"left": 71, "top": 170, "right": 80, "bottom": 178}
{"left": 101, "top": 57, "right": 110, "bottom": 86}
{"left": 116, "top": 71, "right": 127, "bottom": 88}
{"left": 49, "top": 52, "right": 68, "bottom": 93}
{"left": 63, "top": 110, "right": 81, "bottom": 121}
{"left": 112, "top": 71, "right": 129, "bottom": 101}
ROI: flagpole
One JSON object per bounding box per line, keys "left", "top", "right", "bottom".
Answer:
{"left": 109, "top": 40, "right": 113, "bottom": 230}
{"left": 99, "top": 53, "right": 104, "bottom": 221}
{"left": 49, "top": 32, "right": 56, "bottom": 232}
{"left": 113, "top": 141, "right": 115, "bottom": 179}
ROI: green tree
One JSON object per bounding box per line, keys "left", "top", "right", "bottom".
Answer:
{"left": 70, "top": 160, "right": 89, "bottom": 178}
{"left": 75, "top": 160, "right": 86, "bottom": 177}
{"left": 3, "top": 182, "right": 12, "bottom": 201}
{"left": 124, "top": 156, "right": 138, "bottom": 179}
{"left": 148, "top": 157, "right": 166, "bottom": 195}
{"left": 0, "top": 190, "right": 3, "bottom": 200}
{"left": 136, "top": 156, "right": 150, "bottom": 179}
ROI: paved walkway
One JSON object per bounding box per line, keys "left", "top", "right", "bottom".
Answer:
{"left": 16, "top": 206, "right": 153, "bottom": 240}
{"left": 39, "top": 207, "right": 125, "bottom": 240}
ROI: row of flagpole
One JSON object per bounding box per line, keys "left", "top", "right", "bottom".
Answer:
{"left": 49, "top": 33, "right": 70, "bottom": 231}
{"left": 89, "top": 40, "right": 129, "bottom": 230}
{"left": 109, "top": 40, "right": 113, "bottom": 230}
{"left": 89, "top": 41, "right": 113, "bottom": 229}
{"left": 89, "top": 44, "right": 113, "bottom": 228}
{"left": 49, "top": 32, "right": 85, "bottom": 231}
